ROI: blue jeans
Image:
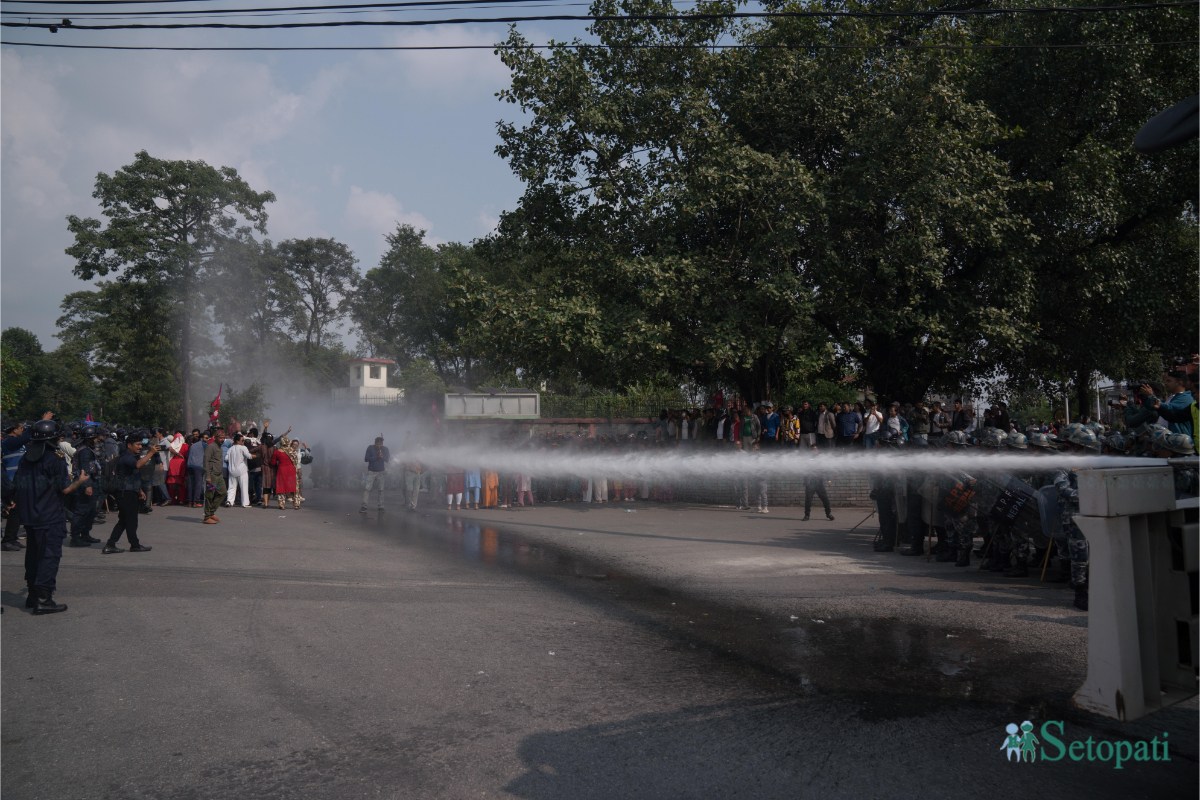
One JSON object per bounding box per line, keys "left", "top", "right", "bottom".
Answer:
{"left": 188, "top": 466, "right": 205, "bottom": 504}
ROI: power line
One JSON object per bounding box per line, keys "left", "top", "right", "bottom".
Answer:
{"left": 2, "top": 37, "right": 1192, "bottom": 49}
{"left": 3, "top": 3, "right": 598, "bottom": 23}
{"left": 2, "top": 2, "right": 1195, "bottom": 29}
{"left": 0, "top": 0, "right": 585, "bottom": 17}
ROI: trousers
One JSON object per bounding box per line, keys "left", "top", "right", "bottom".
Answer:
{"left": 25, "top": 522, "right": 66, "bottom": 591}
{"left": 107, "top": 490, "right": 143, "bottom": 548}
{"left": 363, "top": 472, "right": 385, "bottom": 507}
{"left": 204, "top": 477, "right": 226, "bottom": 519}
{"left": 70, "top": 491, "right": 99, "bottom": 541}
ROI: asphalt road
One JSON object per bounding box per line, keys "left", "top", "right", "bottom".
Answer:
{"left": 2, "top": 492, "right": 1196, "bottom": 799}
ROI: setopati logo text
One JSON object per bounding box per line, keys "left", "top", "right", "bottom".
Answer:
{"left": 1001, "top": 720, "right": 1170, "bottom": 769}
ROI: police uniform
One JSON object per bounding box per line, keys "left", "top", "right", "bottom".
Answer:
{"left": 68, "top": 435, "right": 104, "bottom": 547}
{"left": 14, "top": 423, "right": 82, "bottom": 613}
{"left": 104, "top": 439, "right": 153, "bottom": 553}
{"left": 2, "top": 426, "right": 32, "bottom": 549}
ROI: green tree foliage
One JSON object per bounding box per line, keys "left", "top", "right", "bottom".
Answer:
{"left": 205, "top": 235, "right": 298, "bottom": 374}
{"left": 281, "top": 338, "right": 355, "bottom": 392}
{"left": 0, "top": 341, "right": 30, "bottom": 415}
{"left": 353, "top": 225, "right": 483, "bottom": 386}
{"left": 275, "top": 237, "right": 359, "bottom": 355}
{"left": 972, "top": 0, "right": 1199, "bottom": 412}
{"left": 1, "top": 328, "right": 41, "bottom": 416}
{"left": 396, "top": 359, "right": 449, "bottom": 410}
{"left": 24, "top": 343, "right": 95, "bottom": 421}
{"left": 58, "top": 280, "right": 180, "bottom": 424}
{"left": 66, "top": 150, "right": 275, "bottom": 428}
{"left": 464, "top": 0, "right": 1041, "bottom": 400}
{"left": 218, "top": 383, "right": 271, "bottom": 429}
{"left": 1, "top": 328, "right": 97, "bottom": 420}
{"left": 460, "top": 0, "right": 1195, "bottom": 403}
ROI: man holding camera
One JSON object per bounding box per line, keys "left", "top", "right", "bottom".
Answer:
{"left": 101, "top": 432, "right": 156, "bottom": 554}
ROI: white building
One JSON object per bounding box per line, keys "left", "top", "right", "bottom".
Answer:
{"left": 331, "top": 358, "right": 404, "bottom": 406}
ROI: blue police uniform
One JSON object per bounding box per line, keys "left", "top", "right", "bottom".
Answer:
{"left": 14, "top": 443, "right": 72, "bottom": 602}
{"left": 2, "top": 428, "right": 32, "bottom": 546}
{"left": 106, "top": 451, "right": 146, "bottom": 551}
{"left": 69, "top": 443, "right": 102, "bottom": 546}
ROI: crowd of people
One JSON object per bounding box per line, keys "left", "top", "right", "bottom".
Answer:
{"left": 637, "top": 372, "right": 1196, "bottom": 452}
{"left": 3, "top": 365, "right": 1194, "bottom": 616}
{"left": 0, "top": 416, "right": 316, "bottom": 613}
{"left": 372, "top": 367, "right": 1195, "bottom": 615}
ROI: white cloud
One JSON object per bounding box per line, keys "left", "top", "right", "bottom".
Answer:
{"left": 344, "top": 186, "right": 433, "bottom": 238}
{"left": 368, "top": 25, "right": 512, "bottom": 97}
{"left": 62, "top": 55, "right": 347, "bottom": 186}
{"left": 0, "top": 52, "right": 73, "bottom": 219}
{"left": 477, "top": 210, "right": 500, "bottom": 237}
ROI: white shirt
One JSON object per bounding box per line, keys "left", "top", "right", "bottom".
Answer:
{"left": 225, "top": 443, "right": 251, "bottom": 476}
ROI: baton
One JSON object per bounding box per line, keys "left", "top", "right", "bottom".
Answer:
{"left": 850, "top": 509, "right": 877, "bottom": 531}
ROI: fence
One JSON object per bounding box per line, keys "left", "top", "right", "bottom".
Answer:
{"left": 539, "top": 394, "right": 683, "bottom": 420}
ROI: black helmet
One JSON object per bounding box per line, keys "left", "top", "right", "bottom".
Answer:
{"left": 30, "top": 419, "right": 60, "bottom": 442}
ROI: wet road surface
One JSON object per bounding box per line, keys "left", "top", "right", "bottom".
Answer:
{"left": 2, "top": 492, "right": 1196, "bottom": 799}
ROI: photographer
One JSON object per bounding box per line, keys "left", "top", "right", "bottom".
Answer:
{"left": 1126, "top": 381, "right": 1165, "bottom": 429}
{"left": 101, "top": 432, "right": 156, "bottom": 555}
{"left": 1143, "top": 369, "right": 1196, "bottom": 440}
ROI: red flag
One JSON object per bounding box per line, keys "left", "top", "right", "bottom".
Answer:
{"left": 209, "top": 384, "right": 223, "bottom": 424}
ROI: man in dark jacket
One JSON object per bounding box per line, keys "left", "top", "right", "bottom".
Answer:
{"left": 14, "top": 419, "right": 91, "bottom": 614}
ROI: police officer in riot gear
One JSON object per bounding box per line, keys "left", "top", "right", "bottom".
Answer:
{"left": 14, "top": 418, "right": 91, "bottom": 614}
{"left": 68, "top": 426, "right": 105, "bottom": 547}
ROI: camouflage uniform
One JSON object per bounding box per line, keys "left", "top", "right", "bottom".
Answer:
{"left": 1051, "top": 468, "right": 1089, "bottom": 589}
{"left": 942, "top": 471, "right": 978, "bottom": 565}
{"left": 871, "top": 472, "right": 900, "bottom": 551}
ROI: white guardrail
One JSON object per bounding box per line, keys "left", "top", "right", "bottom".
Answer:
{"left": 1074, "top": 462, "right": 1199, "bottom": 721}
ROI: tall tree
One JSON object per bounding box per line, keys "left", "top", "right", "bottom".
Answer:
{"left": 469, "top": 0, "right": 1039, "bottom": 399}
{"left": 0, "top": 340, "right": 31, "bottom": 415}
{"left": 973, "top": 0, "right": 1199, "bottom": 411}
{"left": 275, "top": 238, "right": 358, "bottom": 356}
{"left": 354, "top": 225, "right": 481, "bottom": 385}
{"left": 0, "top": 327, "right": 43, "bottom": 416}
{"left": 470, "top": 0, "right": 1194, "bottom": 401}
{"left": 58, "top": 280, "right": 180, "bottom": 424}
{"left": 66, "top": 150, "right": 275, "bottom": 428}
{"left": 206, "top": 235, "right": 297, "bottom": 374}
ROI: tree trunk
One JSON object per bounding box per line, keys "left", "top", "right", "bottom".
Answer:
{"left": 180, "top": 256, "right": 194, "bottom": 430}
{"left": 860, "top": 333, "right": 936, "bottom": 405}
{"left": 181, "top": 319, "right": 193, "bottom": 430}
{"left": 1075, "top": 367, "right": 1092, "bottom": 423}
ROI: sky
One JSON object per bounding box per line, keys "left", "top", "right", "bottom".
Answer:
{"left": 0, "top": 2, "right": 613, "bottom": 350}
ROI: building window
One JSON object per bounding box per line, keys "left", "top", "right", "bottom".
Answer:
{"left": 370, "top": 365, "right": 381, "bottom": 380}
{"left": 356, "top": 366, "right": 363, "bottom": 380}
